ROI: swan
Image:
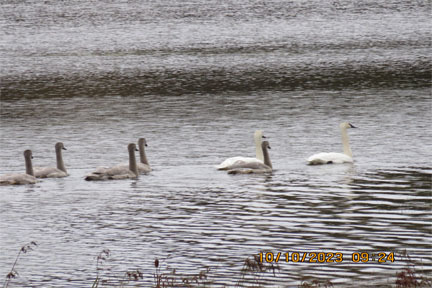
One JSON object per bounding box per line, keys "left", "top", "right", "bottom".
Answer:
{"left": 137, "top": 138, "right": 151, "bottom": 173}
{"left": 85, "top": 143, "right": 139, "bottom": 181}
{"left": 34, "top": 142, "right": 68, "bottom": 178}
{"left": 216, "top": 130, "right": 266, "bottom": 170}
{"left": 228, "top": 141, "right": 273, "bottom": 174}
{"left": 0, "top": 150, "right": 37, "bottom": 185}
{"left": 307, "top": 122, "right": 357, "bottom": 165}
{"left": 112, "top": 138, "right": 151, "bottom": 174}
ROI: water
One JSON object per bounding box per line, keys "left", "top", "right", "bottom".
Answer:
{"left": 0, "top": 0, "right": 431, "bottom": 287}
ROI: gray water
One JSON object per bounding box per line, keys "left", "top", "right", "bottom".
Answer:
{"left": 0, "top": 0, "right": 431, "bottom": 287}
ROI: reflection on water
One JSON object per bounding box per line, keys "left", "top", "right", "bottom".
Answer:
{"left": 2, "top": 60, "right": 430, "bottom": 99}
{"left": 0, "top": 0, "right": 431, "bottom": 287}
{"left": 1, "top": 1, "right": 430, "bottom": 99}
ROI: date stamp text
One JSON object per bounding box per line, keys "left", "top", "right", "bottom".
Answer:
{"left": 259, "top": 252, "right": 395, "bottom": 263}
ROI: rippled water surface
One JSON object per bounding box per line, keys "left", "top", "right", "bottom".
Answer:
{"left": 0, "top": 0, "right": 431, "bottom": 287}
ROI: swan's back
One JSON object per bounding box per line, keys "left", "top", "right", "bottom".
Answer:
{"left": 216, "top": 156, "right": 264, "bottom": 170}
{"left": 0, "top": 173, "right": 36, "bottom": 185}
{"left": 95, "top": 165, "right": 131, "bottom": 176}
{"left": 85, "top": 168, "right": 137, "bottom": 181}
{"left": 98, "top": 162, "right": 151, "bottom": 175}
{"left": 34, "top": 167, "right": 67, "bottom": 178}
{"left": 307, "top": 152, "right": 353, "bottom": 165}
{"left": 85, "top": 165, "right": 136, "bottom": 181}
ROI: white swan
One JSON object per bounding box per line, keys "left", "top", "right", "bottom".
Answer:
{"left": 34, "top": 142, "right": 68, "bottom": 178}
{"left": 85, "top": 143, "right": 139, "bottom": 181}
{"left": 228, "top": 141, "right": 273, "bottom": 174}
{"left": 307, "top": 122, "right": 357, "bottom": 165}
{"left": 216, "top": 130, "right": 266, "bottom": 170}
{"left": 0, "top": 150, "right": 37, "bottom": 185}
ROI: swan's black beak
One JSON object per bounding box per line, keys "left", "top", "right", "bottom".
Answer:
{"left": 62, "top": 147, "right": 67, "bottom": 150}
{"left": 349, "top": 123, "right": 357, "bottom": 128}
{"left": 135, "top": 148, "right": 139, "bottom": 151}
{"left": 145, "top": 143, "right": 148, "bottom": 147}
{"left": 262, "top": 135, "right": 267, "bottom": 138}
{"left": 268, "top": 145, "right": 271, "bottom": 149}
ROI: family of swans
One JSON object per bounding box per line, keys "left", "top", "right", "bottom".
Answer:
{"left": 0, "top": 122, "right": 356, "bottom": 186}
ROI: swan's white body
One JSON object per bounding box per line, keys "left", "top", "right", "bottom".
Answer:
{"left": 218, "top": 156, "right": 264, "bottom": 170}
{"left": 228, "top": 141, "right": 273, "bottom": 174}
{"left": 307, "top": 122, "right": 356, "bottom": 165}
{"left": 0, "top": 150, "right": 37, "bottom": 185}
{"left": 85, "top": 143, "right": 139, "bottom": 181}
{"left": 34, "top": 142, "right": 68, "bottom": 178}
{"left": 307, "top": 152, "right": 353, "bottom": 165}
{"left": 216, "top": 130, "right": 265, "bottom": 170}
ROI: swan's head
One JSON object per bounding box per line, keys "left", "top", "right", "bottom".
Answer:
{"left": 55, "top": 142, "right": 67, "bottom": 151}
{"left": 261, "top": 140, "right": 271, "bottom": 150}
{"left": 24, "top": 150, "right": 33, "bottom": 159}
{"left": 138, "top": 138, "right": 148, "bottom": 147}
{"left": 340, "top": 122, "right": 357, "bottom": 129}
{"left": 254, "top": 130, "right": 266, "bottom": 140}
{"left": 128, "top": 143, "right": 138, "bottom": 152}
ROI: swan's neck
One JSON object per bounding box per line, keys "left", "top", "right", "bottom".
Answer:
{"left": 255, "top": 136, "right": 264, "bottom": 162}
{"left": 341, "top": 127, "right": 352, "bottom": 157}
{"left": 56, "top": 148, "right": 67, "bottom": 173}
{"left": 129, "top": 149, "right": 138, "bottom": 176}
{"left": 262, "top": 146, "right": 272, "bottom": 169}
{"left": 25, "top": 154, "right": 34, "bottom": 176}
{"left": 139, "top": 144, "right": 149, "bottom": 165}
